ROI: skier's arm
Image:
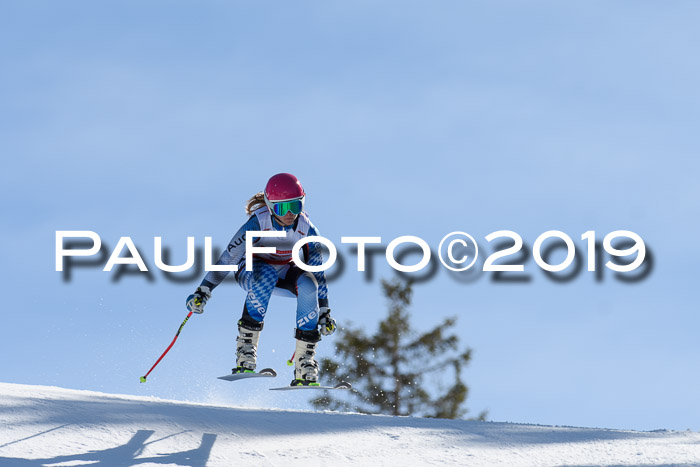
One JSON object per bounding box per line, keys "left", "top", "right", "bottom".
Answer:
{"left": 200, "top": 215, "right": 261, "bottom": 291}
{"left": 186, "top": 216, "right": 260, "bottom": 314}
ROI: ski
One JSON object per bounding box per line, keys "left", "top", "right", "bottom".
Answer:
{"left": 218, "top": 368, "right": 277, "bottom": 382}
{"left": 269, "top": 381, "right": 352, "bottom": 391}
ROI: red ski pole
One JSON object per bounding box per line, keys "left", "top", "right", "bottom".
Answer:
{"left": 140, "top": 311, "right": 193, "bottom": 383}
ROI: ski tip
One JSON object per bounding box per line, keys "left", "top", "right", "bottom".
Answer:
{"left": 139, "top": 376, "right": 147, "bottom": 383}
{"left": 335, "top": 382, "right": 352, "bottom": 389}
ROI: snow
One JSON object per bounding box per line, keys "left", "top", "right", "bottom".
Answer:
{"left": 1, "top": 382, "right": 699, "bottom": 466}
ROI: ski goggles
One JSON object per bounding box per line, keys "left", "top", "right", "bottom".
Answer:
{"left": 270, "top": 197, "right": 304, "bottom": 216}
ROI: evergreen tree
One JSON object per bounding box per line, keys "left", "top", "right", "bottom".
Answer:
{"left": 312, "top": 278, "right": 486, "bottom": 420}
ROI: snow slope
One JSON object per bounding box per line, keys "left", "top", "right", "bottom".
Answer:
{"left": 1, "top": 382, "right": 699, "bottom": 467}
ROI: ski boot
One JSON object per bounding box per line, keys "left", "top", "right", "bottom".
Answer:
{"left": 232, "top": 318, "right": 262, "bottom": 375}
{"left": 291, "top": 329, "right": 321, "bottom": 386}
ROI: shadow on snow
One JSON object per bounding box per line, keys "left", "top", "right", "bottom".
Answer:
{"left": 0, "top": 429, "right": 216, "bottom": 467}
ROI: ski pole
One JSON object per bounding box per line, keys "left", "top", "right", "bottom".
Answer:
{"left": 287, "top": 350, "right": 295, "bottom": 367}
{"left": 140, "top": 311, "right": 193, "bottom": 383}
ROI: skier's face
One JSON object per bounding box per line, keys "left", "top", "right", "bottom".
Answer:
{"left": 275, "top": 211, "right": 297, "bottom": 226}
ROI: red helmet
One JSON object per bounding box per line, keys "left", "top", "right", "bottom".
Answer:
{"left": 264, "top": 173, "right": 305, "bottom": 201}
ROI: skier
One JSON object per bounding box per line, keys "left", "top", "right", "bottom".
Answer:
{"left": 185, "top": 173, "right": 336, "bottom": 386}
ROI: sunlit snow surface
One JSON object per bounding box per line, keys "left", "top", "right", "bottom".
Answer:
{"left": 1, "top": 382, "right": 699, "bottom": 466}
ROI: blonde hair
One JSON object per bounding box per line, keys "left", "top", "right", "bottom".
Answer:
{"left": 245, "top": 192, "right": 267, "bottom": 216}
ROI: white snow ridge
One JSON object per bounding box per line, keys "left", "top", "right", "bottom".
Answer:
{"left": 1, "top": 382, "right": 699, "bottom": 466}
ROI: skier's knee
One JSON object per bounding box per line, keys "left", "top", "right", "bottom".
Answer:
{"left": 253, "top": 262, "right": 277, "bottom": 282}
{"left": 296, "top": 272, "right": 318, "bottom": 297}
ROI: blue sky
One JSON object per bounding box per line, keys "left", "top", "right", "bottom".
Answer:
{"left": 2, "top": 1, "right": 699, "bottom": 431}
